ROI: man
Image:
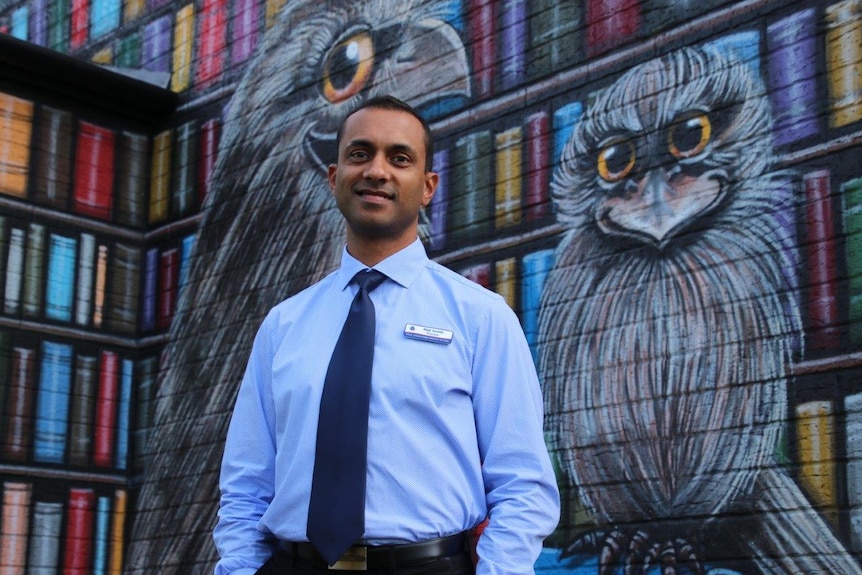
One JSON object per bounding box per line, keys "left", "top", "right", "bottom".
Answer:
{"left": 214, "top": 95, "right": 560, "bottom": 575}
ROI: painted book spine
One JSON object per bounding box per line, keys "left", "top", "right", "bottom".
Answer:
{"left": 73, "top": 122, "right": 115, "bottom": 221}
{"left": 0, "top": 482, "right": 32, "bottom": 572}
{"left": 31, "top": 106, "right": 73, "bottom": 208}
{"left": 45, "top": 233, "right": 77, "bottom": 322}
{"left": 62, "top": 488, "right": 95, "bottom": 575}
{"left": 33, "top": 341, "right": 74, "bottom": 464}
{"left": 22, "top": 222, "right": 46, "bottom": 318}
{"left": 68, "top": 354, "right": 97, "bottom": 467}
{"left": 93, "top": 350, "right": 119, "bottom": 468}
{"left": 766, "top": 8, "right": 819, "bottom": 146}
{"left": 2, "top": 347, "right": 36, "bottom": 461}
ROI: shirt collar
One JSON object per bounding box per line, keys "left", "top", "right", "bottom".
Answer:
{"left": 336, "top": 238, "right": 428, "bottom": 291}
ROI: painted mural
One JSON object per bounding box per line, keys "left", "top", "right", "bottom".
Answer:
{"left": 1, "top": 0, "right": 862, "bottom": 574}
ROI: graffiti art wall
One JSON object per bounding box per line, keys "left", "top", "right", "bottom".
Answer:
{"left": 1, "top": 0, "right": 862, "bottom": 573}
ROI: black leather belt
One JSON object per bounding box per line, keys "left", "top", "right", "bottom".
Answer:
{"left": 283, "top": 532, "right": 468, "bottom": 571}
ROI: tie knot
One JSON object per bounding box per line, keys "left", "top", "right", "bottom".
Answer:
{"left": 353, "top": 269, "right": 387, "bottom": 293}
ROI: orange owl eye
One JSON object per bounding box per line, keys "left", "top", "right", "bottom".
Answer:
{"left": 668, "top": 114, "right": 712, "bottom": 159}
{"left": 321, "top": 32, "right": 375, "bottom": 103}
{"left": 597, "top": 140, "right": 636, "bottom": 182}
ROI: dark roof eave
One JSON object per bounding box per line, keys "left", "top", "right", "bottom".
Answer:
{"left": 0, "top": 33, "right": 180, "bottom": 123}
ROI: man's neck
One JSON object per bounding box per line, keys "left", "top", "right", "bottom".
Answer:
{"left": 346, "top": 235, "right": 417, "bottom": 268}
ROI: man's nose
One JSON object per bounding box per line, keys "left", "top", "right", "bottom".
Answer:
{"left": 363, "top": 154, "right": 390, "bottom": 180}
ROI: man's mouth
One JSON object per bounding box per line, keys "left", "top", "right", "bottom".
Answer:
{"left": 356, "top": 189, "right": 393, "bottom": 200}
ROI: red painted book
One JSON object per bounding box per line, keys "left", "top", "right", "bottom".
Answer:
{"left": 803, "top": 169, "right": 840, "bottom": 352}
{"left": 70, "top": 0, "right": 89, "bottom": 49}
{"left": 460, "top": 262, "right": 491, "bottom": 289}
{"left": 62, "top": 488, "right": 95, "bottom": 575}
{"left": 157, "top": 247, "right": 179, "bottom": 330}
{"left": 198, "top": 118, "right": 220, "bottom": 205}
{"left": 73, "top": 122, "right": 115, "bottom": 221}
{"left": 525, "top": 111, "right": 551, "bottom": 222}
{"left": 468, "top": 0, "right": 496, "bottom": 100}
{"left": 195, "top": 0, "right": 227, "bottom": 88}
{"left": 93, "top": 350, "right": 119, "bottom": 468}
{"left": 586, "top": 0, "right": 641, "bottom": 57}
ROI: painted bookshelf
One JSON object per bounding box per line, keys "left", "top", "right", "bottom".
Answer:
{"left": 0, "top": 33, "right": 177, "bottom": 574}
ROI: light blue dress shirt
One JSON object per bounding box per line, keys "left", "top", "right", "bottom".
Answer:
{"left": 214, "top": 239, "right": 560, "bottom": 575}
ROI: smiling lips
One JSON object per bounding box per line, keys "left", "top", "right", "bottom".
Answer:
{"left": 356, "top": 188, "right": 394, "bottom": 200}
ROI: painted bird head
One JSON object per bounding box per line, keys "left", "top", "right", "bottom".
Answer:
{"left": 552, "top": 46, "right": 775, "bottom": 252}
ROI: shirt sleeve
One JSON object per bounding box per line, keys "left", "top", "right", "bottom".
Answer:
{"left": 471, "top": 298, "right": 561, "bottom": 575}
{"left": 213, "top": 312, "right": 280, "bottom": 575}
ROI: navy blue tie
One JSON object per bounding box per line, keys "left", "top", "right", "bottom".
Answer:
{"left": 307, "top": 269, "right": 387, "bottom": 565}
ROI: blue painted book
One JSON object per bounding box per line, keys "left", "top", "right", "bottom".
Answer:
{"left": 520, "top": 249, "right": 555, "bottom": 363}
{"left": 90, "top": 0, "right": 120, "bottom": 39}
{"left": 10, "top": 5, "right": 28, "bottom": 39}
{"left": 93, "top": 495, "right": 111, "bottom": 575}
{"left": 553, "top": 101, "right": 583, "bottom": 168}
{"left": 704, "top": 29, "right": 761, "bottom": 75}
{"left": 33, "top": 341, "right": 73, "bottom": 463}
{"left": 115, "top": 358, "right": 133, "bottom": 471}
{"left": 178, "top": 233, "right": 195, "bottom": 301}
{"left": 45, "top": 233, "right": 77, "bottom": 322}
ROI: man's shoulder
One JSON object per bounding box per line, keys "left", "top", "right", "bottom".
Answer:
{"left": 266, "top": 269, "right": 340, "bottom": 316}
{"left": 423, "top": 260, "right": 506, "bottom": 306}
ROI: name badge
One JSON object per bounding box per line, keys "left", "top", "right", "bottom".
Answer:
{"left": 404, "top": 323, "right": 453, "bottom": 345}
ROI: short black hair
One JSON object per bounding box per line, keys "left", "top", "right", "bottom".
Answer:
{"left": 335, "top": 95, "right": 435, "bottom": 172}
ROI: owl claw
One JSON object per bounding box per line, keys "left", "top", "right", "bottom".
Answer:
{"left": 641, "top": 538, "right": 705, "bottom": 575}
{"left": 561, "top": 529, "right": 706, "bottom": 575}
{"left": 560, "top": 528, "right": 609, "bottom": 559}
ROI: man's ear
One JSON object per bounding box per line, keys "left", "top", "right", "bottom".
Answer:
{"left": 328, "top": 164, "right": 337, "bottom": 192}
{"left": 422, "top": 171, "right": 439, "bottom": 207}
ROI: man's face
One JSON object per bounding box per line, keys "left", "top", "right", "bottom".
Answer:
{"left": 329, "top": 107, "right": 437, "bottom": 247}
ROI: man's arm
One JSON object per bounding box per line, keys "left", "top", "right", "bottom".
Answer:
{"left": 471, "top": 299, "right": 561, "bottom": 575}
{"left": 214, "top": 315, "right": 279, "bottom": 575}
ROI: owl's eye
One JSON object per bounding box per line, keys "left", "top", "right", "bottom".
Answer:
{"left": 321, "top": 32, "right": 375, "bottom": 103}
{"left": 668, "top": 114, "right": 712, "bottom": 159}
{"left": 597, "top": 140, "right": 636, "bottom": 183}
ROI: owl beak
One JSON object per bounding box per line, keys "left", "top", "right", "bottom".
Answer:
{"left": 597, "top": 168, "right": 724, "bottom": 248}
{"left": 377, "top": 18, "right": 471, "bottom": 121}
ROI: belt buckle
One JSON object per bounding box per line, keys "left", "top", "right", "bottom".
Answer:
{"left": 329, "top": 546, "right": 367, "bottom": 571}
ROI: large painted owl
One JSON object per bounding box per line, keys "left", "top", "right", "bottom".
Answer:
{"left": 538, "top": 47, "right": 861, "bottom": 574}
{"left": 124, "top": 2, "right": 469, "bottom": 572}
